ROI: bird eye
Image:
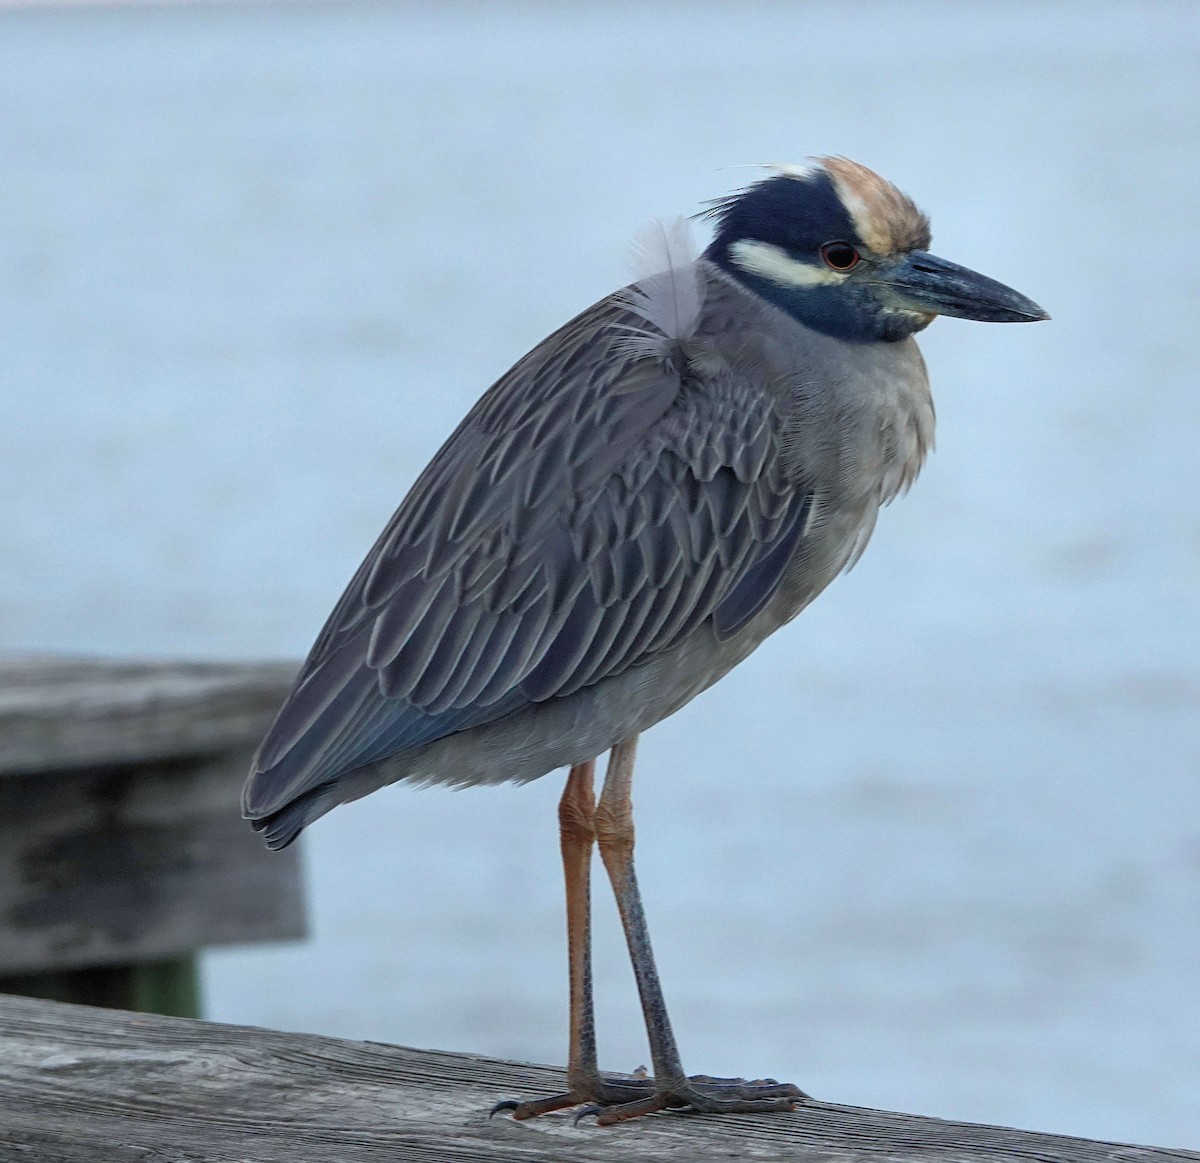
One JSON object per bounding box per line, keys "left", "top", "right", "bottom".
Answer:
{"left": 820, "top": 241, "right": 860, "bottom": 271}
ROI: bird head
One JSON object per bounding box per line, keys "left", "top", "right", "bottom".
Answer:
{"left": 704, "top": 157, "right": 1048, "bottom": 343}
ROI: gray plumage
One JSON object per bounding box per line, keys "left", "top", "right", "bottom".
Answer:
{"left": 243, "top": 158, "right": 1044, "bottom": 852}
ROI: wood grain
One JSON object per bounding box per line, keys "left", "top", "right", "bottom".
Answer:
{"left": 0, "top": 753, "right": 305, "bottom": 975}
{"left": 0, "top": 656, "right": 305, "bottom": 977}
{"left": 0, "top": 655, "right": 298, "bottom": 774}
{"left": 1, "top": 994, "right": 1195, "bottom": 1162}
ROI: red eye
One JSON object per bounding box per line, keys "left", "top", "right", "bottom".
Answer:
{"left": 820, "top": 241, "right": 860, "bottom": 271}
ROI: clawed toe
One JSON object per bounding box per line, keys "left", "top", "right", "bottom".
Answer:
{"left": 591, "top": 1075, "right": 806, "bottom": 1123}
{"left": 676, "top": 1078, "right": 804, "bottom": 1115}
{"left": 491, "top": 1071, "right": 807, "bottom": 1125}
{"left": 491, "top": 1071, "right": 658, "bottom": 1122}
{"left": 491, "top": 1091, "right": 588, "bottom": 1120}
{"left": 691, "top": 1075, "right": 810, "bottom": 1102}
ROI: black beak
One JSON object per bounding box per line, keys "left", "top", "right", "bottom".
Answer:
{"left": 873, "top": 250, "right": 1049, "bottom": 323}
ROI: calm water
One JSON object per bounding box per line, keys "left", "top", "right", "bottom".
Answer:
{"left": 3, "top": 0, "right": 1199, "bottom": 1148}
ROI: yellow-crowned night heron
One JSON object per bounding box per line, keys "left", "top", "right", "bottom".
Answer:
{"left": 243, "top": 158, "right": 1047, "bottom": 1124}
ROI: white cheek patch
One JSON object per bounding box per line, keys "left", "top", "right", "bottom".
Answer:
{"left": 728, "top": 240, "right": 848, "bottom": 289}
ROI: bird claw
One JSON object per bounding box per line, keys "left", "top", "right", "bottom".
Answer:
{"left": 573, "top": 1103, "right": 606, "bottom": 1126}
{"left": 490, "top": 1074, "right": 655, "bottom": 1122}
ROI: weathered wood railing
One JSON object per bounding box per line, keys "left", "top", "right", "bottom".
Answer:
{"left": 1, "top": 994, "right": 1195, "bottom": 1162}
{"left": 2, "top": 659, "right": 1196, "bottom": 1159}
{"left": 0, "top": 656, "right": 302, "bottom": 1015}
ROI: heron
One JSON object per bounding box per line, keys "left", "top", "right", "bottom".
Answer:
{"left": 243, "top": 157, "right": 1047, "bottom": 1124}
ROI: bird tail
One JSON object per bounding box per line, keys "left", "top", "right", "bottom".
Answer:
{"left": 247, "top": 779, "right": 342, "bottom": 850}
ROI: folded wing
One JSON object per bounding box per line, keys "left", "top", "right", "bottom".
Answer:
{"left": 244, "top": 279, "right": 811, "bottom": 840}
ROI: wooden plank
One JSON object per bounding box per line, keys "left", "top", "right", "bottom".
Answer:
{"left": 0, "top": 655, "right": 297, "bottom": 773}
{"left": 0, "top": 752, "right": 305, "bottom": 975}
{"left": 1, "top": 995, "right": 1195, "bottom": 1163}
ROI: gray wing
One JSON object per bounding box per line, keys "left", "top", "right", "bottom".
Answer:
{"left": 244, "top": 288, "right": 809, "bottom": 835}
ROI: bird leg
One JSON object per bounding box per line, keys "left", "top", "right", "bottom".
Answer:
{"left": 560, "top": 756, "right": 600, "bottom": 1091}
{"left": 491, "top": 759, "right": 654, "bottom": 1119}
{"left": 583, "top": 736, "right": 807, "bottom": 1125}
{"left": 493, "top": 740, "right": 805, "bottom": 1125}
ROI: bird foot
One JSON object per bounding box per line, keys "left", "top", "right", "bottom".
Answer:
{"left": 491, "top": 1071, "right": 655, "bottom": 1121}
{"left": 491, "top": 1072, "right": 807, "bottom": 1125}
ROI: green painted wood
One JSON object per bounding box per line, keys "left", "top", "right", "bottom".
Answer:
{"left": 129, "top": 956, "right": 201, "bottom": 1018}
{"left": 0, "top": 956, "right": 201, "bottom": 1018}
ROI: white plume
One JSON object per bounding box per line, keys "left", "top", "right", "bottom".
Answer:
{"left": 613, "top": 216, "right": 704, "bottom": 365}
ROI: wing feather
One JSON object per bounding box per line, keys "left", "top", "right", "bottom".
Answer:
{"left": 245, "top": 268, "right": 820, "bottom": 829}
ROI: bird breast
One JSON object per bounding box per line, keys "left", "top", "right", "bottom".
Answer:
{"left": 694, "top": 268, "right": 935, "bottom": 635}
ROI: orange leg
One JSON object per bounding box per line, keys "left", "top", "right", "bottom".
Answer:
{"left": 493, "top": 761, "right": 655, "bottom": 1119}
{"left": 494, "top": 740, "right": 806, "bottom": 1125}
{"left": 559, "top": 758, "right": 600, "bottom": 1091}
{"left": 589, "top": 737, "right": 806, "bottom": 1125}
{"left": 594, "top": 737, "right": 685, "bottom": 1087}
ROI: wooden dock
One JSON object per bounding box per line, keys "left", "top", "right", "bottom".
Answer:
{"left": 0, "top": 656, "right": 303, "bottom": 1016}
{"left": 2, "top": 994, "right": 1195, "bottom": 1162}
